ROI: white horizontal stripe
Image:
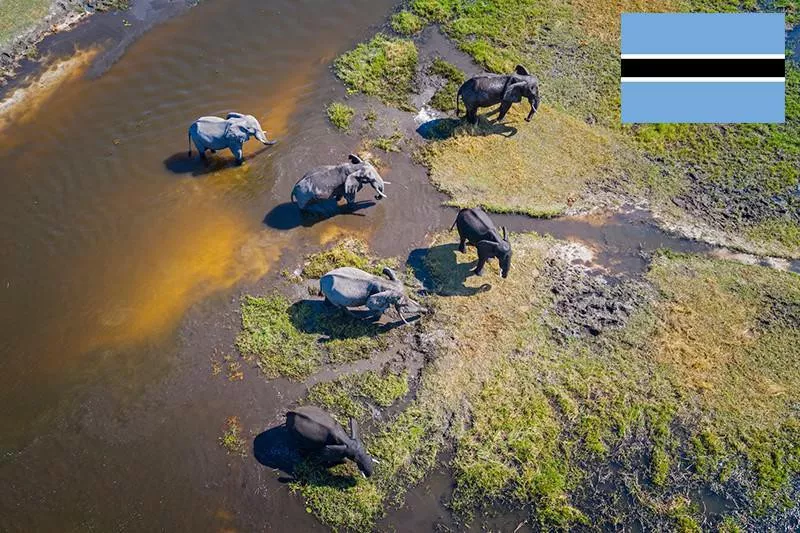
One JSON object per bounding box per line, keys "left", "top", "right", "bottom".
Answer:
{"left": 622, "top": 77, "right": 785, "bottom": 83}
{"left": 621, "top": 53, "right": 785, "bottom": 60}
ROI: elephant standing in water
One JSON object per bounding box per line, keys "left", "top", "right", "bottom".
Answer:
{"left": 188, "top": 112, "right": 276, "bottom": 164}
{"left": 456, "top": 65, "right": 540, "bottom": 124}
{"left": 291, "top": 154, "right": 389, "bottom": 212}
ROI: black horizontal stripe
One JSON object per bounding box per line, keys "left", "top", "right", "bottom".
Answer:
{"left": 621, "top": 58, "right": 785, "bottom": 78}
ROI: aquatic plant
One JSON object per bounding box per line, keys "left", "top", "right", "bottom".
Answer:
{"left": 326, "top": 102, "right": 355, "bottom": 132}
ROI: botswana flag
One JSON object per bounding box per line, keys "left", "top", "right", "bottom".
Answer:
{"left": 621, "top": 13, "right": 785, "bottom": 123}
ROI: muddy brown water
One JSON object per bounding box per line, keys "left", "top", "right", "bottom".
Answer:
{"left": 1, "top": 2, "right": 798, "bottom": 530}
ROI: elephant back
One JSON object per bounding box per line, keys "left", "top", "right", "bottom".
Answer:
{"left": 287, "top": 406, "right": 348, "bottom": 449}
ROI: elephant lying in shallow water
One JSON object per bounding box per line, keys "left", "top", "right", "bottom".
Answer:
{"left": 456, "top": 65, "right": 540, "bottom": 124}
{"left": 188, "top": 112, "right": 276, "bottom": 164}
{"left": 320, "top": 266, "right": 426, "bottom": 324}
{"left": 291, "top": 154, "right": 389, "bottom": 212}
{"left": 286, "top": 406, "right": 376, "bottom": 478}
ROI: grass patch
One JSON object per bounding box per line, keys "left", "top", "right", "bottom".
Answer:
{"left": 326, "top": 102, "right": 355, "bottom": 132}
{"left": 334, "top": 33, "right": 418, "bottom": 110}
{"left": 427, "top": 58, "right": 464, "bottom": 112}
{"left": 366, "top": 130, "right": 405, "bottom": 153}
{"left": 294, "top": 232, "right": 800, "bottom": 530}
{"left": 419, "top": 105, "right": 647, "bottom": 216}
{"left": 219, "top": 416, "right": 246, "bottom": 456}
{"left": 0, "top": 0, "right": 51, "bottom": 49}
{"left": 390, "top": 10, "right": 424, "bottom": 35}
{"left": 306, "top": 370, "right": 409, "bottom": 423}
{"left": 236, "top": 292, "right": 390, "bottom": 379}
{"left": 393, "top": 0, "right": 799, "bottom": 254}
{"left": 301, "top": 238, "right": 397, "bottom": 279}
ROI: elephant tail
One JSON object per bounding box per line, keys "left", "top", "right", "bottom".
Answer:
{"left": 450, "top": 213, "right": 459, "bottom": 231}
{"left": 187, "top": 130, "right": 192, "bottom": 157}
{"left": 290, "top": 186, "right": 297, "bottom": 204}
{"left": 455, "top": 85, "right": 462, "bottom": 117}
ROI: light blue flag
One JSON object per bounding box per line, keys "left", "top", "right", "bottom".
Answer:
{"left": 620, "top": 13, "right": 785, "bottom": 123}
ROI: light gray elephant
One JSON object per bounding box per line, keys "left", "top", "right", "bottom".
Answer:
{"left": 320, "top": 266, "right": 426, "bottom": 325}
{"left": 188, "top": 112, "right": 276, "bottom": 164}
{"left": 456, "top": 65, "right": 540, "bottom": 124}
{"left": 291, "top": 154, "right": 389, "bottom": 212}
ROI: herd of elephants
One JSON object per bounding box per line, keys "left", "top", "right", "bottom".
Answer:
{"left": 189, "top": 64, "right": 541, "bottom": 477}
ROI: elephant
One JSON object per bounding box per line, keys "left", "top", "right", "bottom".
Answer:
{"left": 286, "top": 406, "right": 377, "bottom": 478}
{"left": 456, "top": 65, "right": 540, "bottom": 124}
{"left": 188, "top": 112, "right": 276, "bottom": 164}
{"left": 291, "top": 154, "right": 389, "bottom": 212}
{"left": 320, "top": 266, "right": 426, "bottom": 325}
{"left": 451, "top": 207, "right": 512, "bottom": 278}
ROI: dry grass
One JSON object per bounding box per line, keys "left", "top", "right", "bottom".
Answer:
{"left": 421, "top": 106, "right": 647, "bottom": 216}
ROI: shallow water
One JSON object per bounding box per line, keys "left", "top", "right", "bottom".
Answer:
{"left": 1, "top": 1, "right": 798, "bottom": 530}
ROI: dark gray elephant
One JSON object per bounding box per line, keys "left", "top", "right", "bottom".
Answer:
{"left": 286, "top": 406, "right": 377, "bottom": 478}
{"left": 456, "top": 65, "right": 539, "bottom": 124}
{"left": 451, "top": 207, "right": 512, "bottom": 278}
{"left": 291, "top": 154, "right": 389, "bottom": 212}
{"left": 188, "top": 112, "right": 276, "bottom": 164}
{"left": 320, "top": 266, "right": 426, "bottom": 324}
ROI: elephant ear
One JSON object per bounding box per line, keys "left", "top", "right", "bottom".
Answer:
{"left": 344, "top": 172, "right": 361, "bottom": 195}
{"left": 476, "top": 240, "right": 500, "bottom": 259}
{"left": 514, "top": 64, "right": 530, "bottom": 76}
{"left": 226, "top": 123, "right": 249, "bottom": 143}
{"left": 226, "top": 112, "right": 245, "bottom": 119}
{"left": 348, "top": 153, "right": 364, "bottom": 165}
{"left": 502, "top": 81, "right": 526, "bottom": 103}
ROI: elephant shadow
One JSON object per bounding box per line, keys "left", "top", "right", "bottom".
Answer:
{"left": 263, "top": 201, "right": 376, "bottom": 230}
{"left": 416, "top": 115, "right": 517, "bottom": 141}
{"left": 287, "top": 299, "right": 407, "bottom": 341}
{"left": 253, "top": 425, "right": 303, "bottom": 478}
{"left": 163, "top": 145, "right": 274, "bottom": 177}
{"left": 407, "top": 243, "right": 492, "bottom": 297}
{"left": 253, "top": 425, "right": 358, "bottom": 489}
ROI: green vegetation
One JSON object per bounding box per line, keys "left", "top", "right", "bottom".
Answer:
{"left": 334, "top": 33, "right": 418, "bottom": 110}
{"left": 0, "top": 0, "right": 51, "bottom": 49}
{"left": 419, "top": 106, "right": 646, "bottom": 216}
{"left": 219, "top": 416, "right": 246, "bottom": 456}
{"left": 341, "top": 0, "right": 799, "bottom": 256}
{"left": 306, "top": 370, "right": 409, "bottom": 423}
{"left": 326, "top": 102, "right": 355, "bottom": 132}
{"left": 295, "top": 232, "right": 800, "bottom": 530}
{"left": 301, "top": 238, "right": 397, "bottom": 279}
{"left": 390, "top": 10, "right": 424, "bottom": 35}
{"left": 427, "top": 58, "right": 464, "bottom": 112}
{"left": 236, "top": 293, "right": 389, "bottom": 379}
{"left": 367, "top": 130, "right": 404, "bottom": 153}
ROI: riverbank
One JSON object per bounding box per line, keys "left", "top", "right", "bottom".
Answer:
{"left": 0, "top": 1, "right": 127, "bottom": 83}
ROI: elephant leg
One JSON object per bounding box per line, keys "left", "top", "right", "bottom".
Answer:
{"left": 496, "top": 101, "right": 513, "bottom": 122}
{"left": 473, "top": 255, "right": 487, "bottom": 276}
{"left": 232, "top": 146, "right": 244, "bottom": 165}
{"left": 466, "top": 107, "right": 478, "bottom": 125}
{"left": 199, "top": 148, "right": 208, "bottom": 160}
{"left": 458, "top": 236, "right": 467, "bottom": 253}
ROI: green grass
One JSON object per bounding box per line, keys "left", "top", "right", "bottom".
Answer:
{"left": 0, "top": 0, "right": 51, "bottom": 49}
{"left": 334, "top": 33, "right": 418, "bottom": 110}
{"left": 301, "top": 238, "right": 397, "bottom": 279}
{"left": 369, "top": 0, "right": 800, "bottom": 256}
{"left": 236, "top": 293, "right": 390, "bottom": 379}
{"left": 306, "top": 370, "right": 409, "bottom": 423}
{"left": 219, "top": 416, "right": 246, "bottom": 456}
{"left": 390, "top": 10, "right": 424, "bottom": 35}
{"left": 367, "top": 130, "right": 404, "bottom": 153}
{"left": 326, "top": 102, "right": 355, "bottom": 132}
{"left": 294, "top": 232, "right": 800, "bottom": 530}
{"left": 427, "top": 58, "right": 464, "bottom": 112}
